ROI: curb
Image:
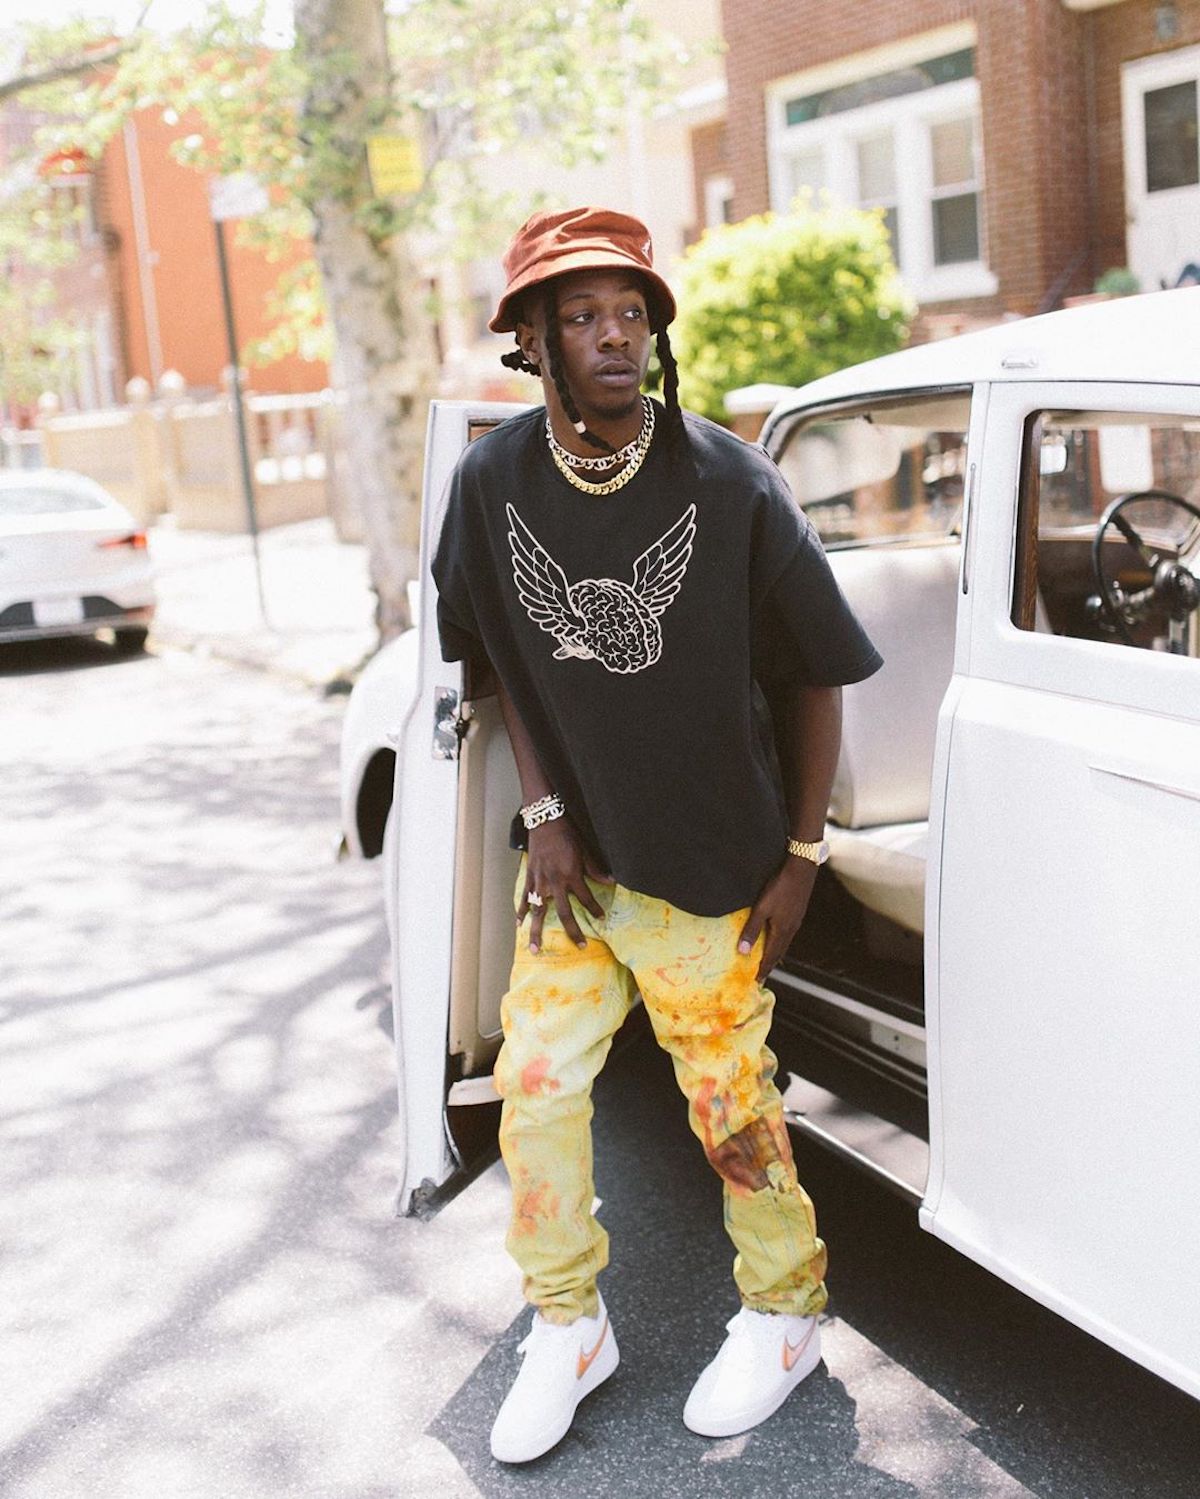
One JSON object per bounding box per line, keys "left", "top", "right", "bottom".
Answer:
{"left": 149, "top": 620, "right": 375, "bottom": 695}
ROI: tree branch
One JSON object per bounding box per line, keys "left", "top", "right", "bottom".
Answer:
{"left": 0, "top": 2, "right": 153, "bottom": 105}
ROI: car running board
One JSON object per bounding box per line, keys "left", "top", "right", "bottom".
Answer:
{"left": 447, "top": 1074, "right": 500, "bottom": 1106}
{"left": 780, "top": 1072, "right": 928, "bottom": 1204}
{"left": 446, "top": 1070, "right": 929, "bottom": 1204}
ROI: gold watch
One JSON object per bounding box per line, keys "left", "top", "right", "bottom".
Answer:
{"left": 787, "top": 837, "right": 830, "bottom": 866}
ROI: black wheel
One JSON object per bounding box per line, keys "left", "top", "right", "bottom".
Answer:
{"left": 113, "top": 626, "right": 150, "bottom": 655}
{"left": 1091, "top": 490, "right": 1200, "bottom": 645}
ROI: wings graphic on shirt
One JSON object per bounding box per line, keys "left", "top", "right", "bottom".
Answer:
{"left": 506, "top": 502, "right": 697, "bottom": 675}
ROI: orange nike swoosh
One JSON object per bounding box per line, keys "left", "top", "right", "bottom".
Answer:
{"left": 576, "top": 1315, "right": 609, "bottom": 1380}
{"left": 781, "top": 1321, "right": 816, "bottom": 1373}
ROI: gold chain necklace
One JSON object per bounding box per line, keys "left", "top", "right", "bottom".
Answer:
{"left": 546, "top": 399, "right": 656, "bottom": 496}
{"left": 545, "top": 396, "right": 651, "bottom": 471}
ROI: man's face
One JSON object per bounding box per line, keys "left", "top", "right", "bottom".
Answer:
{"left": 518, "top": 269, "right": 653, "bottom": 423}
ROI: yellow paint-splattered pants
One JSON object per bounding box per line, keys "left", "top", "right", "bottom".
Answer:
{"left": 493, "top": 868, "right": 829, "bottom": 1325}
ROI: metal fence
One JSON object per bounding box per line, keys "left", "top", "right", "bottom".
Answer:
{"left": 13, "top": 374, "right": 360, "bottom": 539}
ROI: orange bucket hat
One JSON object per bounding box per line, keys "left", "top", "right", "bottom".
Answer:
{"left": 489, "top": 205, "right": 677, "bottom": 335}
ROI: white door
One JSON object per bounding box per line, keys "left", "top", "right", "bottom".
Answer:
{"left": 391, "top": 399, "right": 526, "bottom": 1215}
{"left": 1123, "top": 45, "right": 1200, "bottom": 292}
{"left": 922, "top": 380, "right": 1200, "bottom": 1401}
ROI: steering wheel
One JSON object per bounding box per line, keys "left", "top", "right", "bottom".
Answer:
{"left": 1090, "top": 489, "right": 1200, "bottom": 647}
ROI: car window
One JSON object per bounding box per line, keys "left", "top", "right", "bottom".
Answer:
{"left": 1012, "top": 411, "right": 1200, "bottom": 659}
{"left": 774, "top": 393, "right": 971, "bottom": 547}
{"left": 0, "top": 487, "right": 106, "bottom": 516}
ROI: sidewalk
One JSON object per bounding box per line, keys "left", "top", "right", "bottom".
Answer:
{"left": 148, "top": 516, "right": 380, "bottom": 689}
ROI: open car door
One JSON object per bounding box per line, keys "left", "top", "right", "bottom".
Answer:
{"left": 925, "top": 380, "right": 1200, "bottom": 1401}
{"left": 388, "top": 399, "right": 528, "bottom": 1215}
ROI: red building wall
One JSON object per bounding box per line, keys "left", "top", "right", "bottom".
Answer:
{"left": 689, "top": 119, "right": 730, "bottom": 244}
{"left": 103, "top": 108, "right": 327, "bottom": 395}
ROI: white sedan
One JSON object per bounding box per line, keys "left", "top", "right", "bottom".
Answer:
{"left": 0, "top": 469, "right": 156, "bottom": 651}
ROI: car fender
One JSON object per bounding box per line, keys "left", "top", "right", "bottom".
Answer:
{"left": 338, "top": 626, "right": 420, "bottom": 858}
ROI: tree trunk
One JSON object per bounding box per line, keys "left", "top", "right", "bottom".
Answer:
{"left": 294, "top": 0, "right": 438, "bottom": 640}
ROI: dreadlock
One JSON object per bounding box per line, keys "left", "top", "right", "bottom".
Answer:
{"left": 653, "top": 324, "right": 686, "bottom": 459}
{"left": 499, "top": 345, "right": 539, "bottom": 377}
{"left": 498, "top": 280, "right": 689, "bottom": 461}
{"left": 539, "top": 285, "right": 613, "bottom": 453}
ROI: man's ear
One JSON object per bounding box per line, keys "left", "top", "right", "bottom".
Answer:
{"left": 516, "top": 320, "right": 541, "bottom": 371}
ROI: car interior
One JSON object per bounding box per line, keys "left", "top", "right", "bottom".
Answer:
{"left": 768, "top": 394, "right": 969, "bottom": 1102}
{"left": 1013, "top": 410, "right": 1200, "bottom": 655}
{"left": 766, "top": 398, "right": 1200, "bottom": 1116}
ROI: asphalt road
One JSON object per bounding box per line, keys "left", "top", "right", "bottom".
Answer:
{"left": 1, "top": 638, "right": 1195, "bottom": 1498}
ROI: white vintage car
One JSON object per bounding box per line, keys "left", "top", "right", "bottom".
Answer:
{"left": 339, "top": 287, "right": 1200, "bottom": 1405}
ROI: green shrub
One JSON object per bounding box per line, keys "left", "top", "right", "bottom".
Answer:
{"left": 672, "top": 202, "right": 915, "bottom": 423}
{"left": 1093, "top": 267, "right": 1140, "bottom": 297}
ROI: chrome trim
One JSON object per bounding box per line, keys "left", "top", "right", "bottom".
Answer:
{"left": 759, "top": 382, "right": 973, "bottom": 459}
{"left": 432, "top": 685, "right": 462, "bottom": 760}
{"left": 1090, "top": 762, "right": 1200, "bottom": 805}
{"left": 770, "top": 968, "right": 926, "bottom": 1042}
{"left": 783, "top": 1109, "right": 924, "bottom": 1204}
{"left": 785, "top": 1007, "right": 927, "bottom": 1099}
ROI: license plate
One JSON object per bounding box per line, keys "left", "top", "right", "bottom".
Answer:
{"left": 33, "top": 597, "right": 85, "bottom": 627}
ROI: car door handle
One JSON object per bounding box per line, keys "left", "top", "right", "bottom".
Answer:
{"left": 1089, "top": 760, "right": 1200, "bottom": 805}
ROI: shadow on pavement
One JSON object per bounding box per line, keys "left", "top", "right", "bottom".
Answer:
{"left": 432, "top": 1024, "right": 919, "bottom": 1499}
{"left": 432, "top": 1021, "right": 1199, "bottom": 1498}
{"left": 0, "top": 654, "right": 432, "bottom": 1498}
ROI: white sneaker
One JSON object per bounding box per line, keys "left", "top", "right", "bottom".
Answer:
{"left": 683, "top": 1307, "right": 821, "bottom": 1438}
{"left": 489, "top": 1294, "right": 619, "bottom": 1464}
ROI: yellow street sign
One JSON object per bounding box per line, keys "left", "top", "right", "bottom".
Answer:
{"left": 366, "top": 135, "right": 422, "bottom": 196}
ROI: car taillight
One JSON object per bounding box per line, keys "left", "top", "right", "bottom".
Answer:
{"left": 98, "top": 532, "right": 148, "bottom": 550}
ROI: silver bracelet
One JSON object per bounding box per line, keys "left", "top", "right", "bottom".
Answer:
{"left": 521, "top": 793, "right": 566, "bottom": 830}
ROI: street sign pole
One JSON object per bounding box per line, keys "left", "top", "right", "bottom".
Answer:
{"left": 212, "top": 215, "right": 269, "bottom": 625}
{"left": 209, "top": 173, "right": 271, "bottom": 625}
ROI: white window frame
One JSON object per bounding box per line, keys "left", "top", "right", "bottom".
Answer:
{"left": 703, "top": 172, "right": 734, "bottom": 229}
{"left": 49, "top": 174, "right": 99, "bottom": 249}
{"left": 767, "top": 47, "right": 997, "bottom": 304}
{"left": 853, "top": 129, "right": 899, "bottom": 234}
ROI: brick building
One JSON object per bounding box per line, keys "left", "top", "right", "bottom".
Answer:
{"left": 101, "top": 107, "right": 325, "bottom": 400}
{"left": 0, "top": 108, "right": 127, "bottom": 414}
{"left": 699, "top": 0, "right": 1200, "bottom": 322}
{"left": 0, "top": 99, "right": 326, "bottom": 418}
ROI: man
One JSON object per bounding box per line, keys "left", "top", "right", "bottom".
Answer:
{"left": 432, "top": 206, "right": 882, "bottom": 1464}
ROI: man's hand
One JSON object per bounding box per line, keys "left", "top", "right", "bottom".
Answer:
{"left": 519, "top": 820, "right": 614, "bottom": 954}
{"left": 738, "top": 856, "right": 819, "bottom": 982}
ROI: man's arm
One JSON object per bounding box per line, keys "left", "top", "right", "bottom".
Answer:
{"left": 496, "top": 680, "right": 612, "bottom": 955}
{"left": 738, "top": 683, "right": 842, "bottom": 981}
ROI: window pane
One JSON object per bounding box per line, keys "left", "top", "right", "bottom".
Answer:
{"left": 704, "top": 175, "right": 733, "bottom": 228}
{"left": 787, "top": 148, "right": 826, "bottom": 201}
{"left": 931, "top": 117, "right": 975, "bottom": 188}
{"left": 784, "top": 48, "right": 975, "bottom": 125}
{"left": 776, "top": 395, "right": 971, "bottom": 547}
{"left": 1144, "top": 80, "right": 1199, "bottom": 192}
{"left": 856, "top": 133, "right": 895, "bottom": 201}
{"left": 933, "top": 191, "right": 980, "bottom": 264}
{"left": 0, "top": 487, "right": 104, "bottom": 515}
{"left": 1012, "top": 411, "right": 1200, "bottom": 655}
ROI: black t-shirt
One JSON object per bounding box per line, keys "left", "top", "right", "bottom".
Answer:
{"left": 432, "top": 403, "right": 882, "bottom": 916}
